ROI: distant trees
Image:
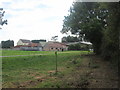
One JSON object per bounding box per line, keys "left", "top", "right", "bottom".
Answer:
{"left": 62, "top": 35, "right": 79, "bottom": 43}
{"left": 68, "top": 44, "right": 81, "bottom": 50}
{"left": 1, "top": 40, "right": 14, "bottom": 48}
{"left": 31, "top": 39, "right": 46, "bottom": 43}
{"left": 68, "top": 43, "right": 92, "bottom": 51}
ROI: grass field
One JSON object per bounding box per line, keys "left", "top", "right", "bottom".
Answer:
{"left": 2, "top": 50, "right": 90, "bottom": 88}
{"left": 1, "top": 50, "right": 54, "bottom": 56}
{"left": 2, "top": 50, "right": 118, "bottom": 88}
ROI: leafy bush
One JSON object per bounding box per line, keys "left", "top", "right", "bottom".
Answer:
{"left": 68, "top": 44, "right": 92, "bottom": 51}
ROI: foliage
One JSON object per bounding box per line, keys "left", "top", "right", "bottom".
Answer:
{"left": 68, "top": 44, "right": 81, "bottom": 50}
{"left": 101, "top": 2, "right": 119, "bottom": 61}
{"left": 1, "top": 40, "right": 14, "bottom": 48}
{"left": 0, "top": 8, "right": 7, "bottom": 29}
{"left": 61, "top": 2, "right": 108, "bottom": 54}
{"left": 62, "top": 35, "right": 79, "bottom": 43}
{"left": 61, "top": 2, "right": 119, "bottom": 62}
{"left": 68, "top": 43, "right": 91, "bottom": 51}
{"left": 51, "top": 36, "right": 58, "bottom": 41}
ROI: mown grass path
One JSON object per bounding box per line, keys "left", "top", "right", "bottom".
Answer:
{"left": 1, "top": 50, "right": 54, "bottom": 56}
{"left": 85, "top": 55, "right": 118, "bottom": 88}
{"left": 1, "top": 54, "right": 46, "bottom": 57}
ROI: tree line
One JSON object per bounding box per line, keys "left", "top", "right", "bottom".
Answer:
{"left": 61, "top": 2, "right": 119, "bottom": 61}
{"left": 1, "top": 40, "right": 14, "bottom": 48}
{"left": 62, "top": 35, "right": 79, "bottom": 43}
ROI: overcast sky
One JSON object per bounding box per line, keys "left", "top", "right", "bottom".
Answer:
{"left": 0, "top": 0, "right": 74, "bottom": 45}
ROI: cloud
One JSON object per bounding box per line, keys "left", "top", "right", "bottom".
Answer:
{"left": 0, "top": 0, "right": 74, "bottom": 45}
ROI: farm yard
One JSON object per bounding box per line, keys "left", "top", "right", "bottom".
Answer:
{"left": 1, "top": 50, "right": 118, "bottom": 88}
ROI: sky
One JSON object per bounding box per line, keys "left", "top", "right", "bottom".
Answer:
{"left": 0, "top": 0, "right": 75, "bottom": 45}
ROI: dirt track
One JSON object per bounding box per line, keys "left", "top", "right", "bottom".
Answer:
{"left": 68, "top": 56, "right": 118, "bottom": 88}
{"left": 85, "top": 55, "right": 118, "bottom": 88}
{"left": 59, "top": 54, "right": 118, "bottom": 88}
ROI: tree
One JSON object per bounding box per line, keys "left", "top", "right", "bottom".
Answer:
{"left": 61, "top": 2, "right": 119, "bottom": 62}
{"left": 62, "top": 35, "right": 79, "bottom": 43}
{"left": 68, "top": 44, "right": 81, "bottom": 50}
{"left": 61, "top": 2, "right": 108, "bottom": 54}
{"left": 0, "top": 8, "right": 7, "bottom": 29}
{"left": 51, "top": 36, "right": 58, "bottom": 41}
{"left": 101, "top": 2, "right": 119, "bottom": 61}
{"left": 1, "top": 40, "right": 14, "bottom": 48}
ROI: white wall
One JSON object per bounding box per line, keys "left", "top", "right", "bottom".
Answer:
{"left": 17, "top": 40, "right": 29, "bottom": 45}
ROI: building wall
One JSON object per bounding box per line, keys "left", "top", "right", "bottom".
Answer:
{"left": 42, "top": 42, "right": 68, "bottom": 51}
{"left": 43, "top": 45, "right": 68, "bottom": 51}
{"left": 43, "top": 46, "right": 50, "bottom": 51}
{"left": 14, "top": 46, "right": 42, "bottom": 51}
{"left": 49, "top": 47, "right": 64, "bottom": 51}
{"left": 63, "top": 46, "right": 68, "bottom": 51}
{"left": 21, "top": 47, "right": 42, "bottom": 51}
{"left": 13, "top": 48, "right": 21, "bottom": 50}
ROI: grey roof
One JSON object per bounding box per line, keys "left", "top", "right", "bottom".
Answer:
{"left": 80, "top": 41, "right": 92, "bottom": 45}
{"left": 20, "top": 39, "right": 31, "bottom": 43}
{"left": 64, "top": 41, "right": 92, "bottom": 45}
{"left": 64, "top": 42, "right": 80, "bottom": 45}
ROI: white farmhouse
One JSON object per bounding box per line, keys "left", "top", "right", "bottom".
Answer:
{"left": 17, "top": 39, "right": 31, "bottom": 45}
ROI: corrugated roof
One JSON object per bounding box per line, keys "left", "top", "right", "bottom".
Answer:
{"left": 45, "top": 42, "right": 67, "bottom": 48}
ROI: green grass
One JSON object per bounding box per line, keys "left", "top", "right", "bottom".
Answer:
{"left": 2, "top": 50, "right": 90, "bottom": 88}
{"left": 1, "top": 50, "right": 54, "bottom": 56}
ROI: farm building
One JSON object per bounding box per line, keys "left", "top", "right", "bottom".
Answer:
{"left": 14, "top": 39, "right": 42, "bottom": 51}
{"left": 14, "top": 39, "right": 68, "bottom": 51}
{"left": 39, "top": 41, "right": 47, "bottom": 50}
{"left": 43, "top": 41, "right": 68, "bottom": 51}
{"left": 17, "top": 39, "right": 31, "bottom": 46}
{"left": 14, "top": 43, "right": 42, "bottom": 51}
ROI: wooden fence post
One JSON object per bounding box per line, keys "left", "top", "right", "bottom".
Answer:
{"left": 55, "top": 51, "right": 57, "bottom": 74}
